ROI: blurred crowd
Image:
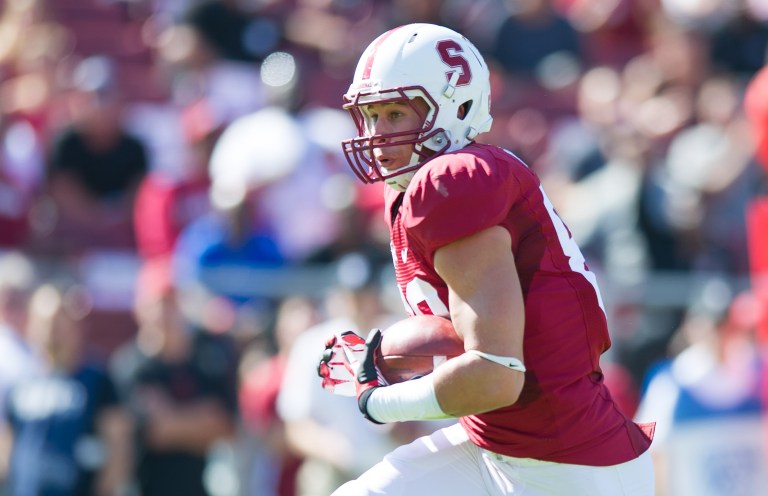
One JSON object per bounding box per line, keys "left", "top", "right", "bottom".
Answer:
{"left": 0, "top": 0, "right": 767, "bottom": 494}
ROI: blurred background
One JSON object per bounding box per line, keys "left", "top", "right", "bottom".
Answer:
{"left": 0, "top": 0, "right": 766, "bottom": 495}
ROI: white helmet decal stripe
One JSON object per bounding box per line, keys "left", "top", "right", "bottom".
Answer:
{"left": 362, "top": 26, "right": 405, "bottom": 80}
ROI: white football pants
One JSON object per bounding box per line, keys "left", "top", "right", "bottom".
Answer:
{"left": 332, "top": 423, "right": 654, "bottom": 496}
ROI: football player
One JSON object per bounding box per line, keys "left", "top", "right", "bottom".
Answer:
{"left": 318, "top": 23, "right": 655, "bottom": 495}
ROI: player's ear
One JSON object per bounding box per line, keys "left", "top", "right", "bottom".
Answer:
{"left": 457, "top": 101, "right": 470, "bottom": 120}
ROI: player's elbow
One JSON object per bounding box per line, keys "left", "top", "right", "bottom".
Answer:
{"left": 468, "top": 369, "right": 524, "bottom": 414}
{"left": 435, "top": 354, "right": 525, "bottom": 416}
{"left": 491, "top": 370, "right": 524, "bottom": 408}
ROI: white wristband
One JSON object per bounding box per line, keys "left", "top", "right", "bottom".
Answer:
{"left": 366, "top": 375, "right": 451, "bottom": 423}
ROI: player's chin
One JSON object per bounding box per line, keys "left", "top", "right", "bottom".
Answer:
{"left": 379, "top": 160, "right": 408, "bottom": 174}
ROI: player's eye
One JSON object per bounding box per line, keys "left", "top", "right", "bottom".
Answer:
{"left": 362, "top": 106, "right": 378, "bottom": 120}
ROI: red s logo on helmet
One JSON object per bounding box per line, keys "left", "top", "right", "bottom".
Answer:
{"left": 436, "top": 39, "right": 472, "bottom": 86}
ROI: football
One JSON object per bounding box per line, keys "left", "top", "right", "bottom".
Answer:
{"left": 376, "top": 314, "right": 464, "bottom": 384}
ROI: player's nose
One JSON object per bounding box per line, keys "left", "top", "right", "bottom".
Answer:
{"left": 370, "top": 120, "right": 393, "bottom": 141}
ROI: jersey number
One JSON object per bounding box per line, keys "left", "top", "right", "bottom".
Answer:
{"left": 539, "top": 185, "right": 606, "bottom": 312}
{"left": 403, "top": 277, "right": 449, "bottom": 317}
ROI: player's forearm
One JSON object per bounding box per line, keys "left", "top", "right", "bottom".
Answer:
{"left": 365, "top": 374, "right": 449, "bottom": 423}
{"left": 435, "top": 306, "right": 525, "bottom": 415}
{"left": 433, "top": 352, "right": 523, "bottom": 416}
{"left": 366, "top": 343, "right": 524, "bottom": 423}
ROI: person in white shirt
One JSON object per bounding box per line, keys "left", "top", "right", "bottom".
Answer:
{"left": 0, "top": 251, "right": 43, "bottom": 415}
{"left": 277, "top": 255, "right": 436, "bottom": 495}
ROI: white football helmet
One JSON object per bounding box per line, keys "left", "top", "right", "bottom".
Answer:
{"left": 341, "top": 23, "right": 493, "bottom": 191}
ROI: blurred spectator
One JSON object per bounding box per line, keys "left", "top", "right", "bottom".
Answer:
{"left": 544, "top": 65, "right": 652, "bottom": 282}
{"left": 0, "top": 250, "right": 41, "bottom": 494}
{"left": 263, "top": 106, "right": 368, "bottom": 263}
{"left": 0, "top": 0, "right": 71, "bottom": 73}
{"left": 0, "top": 251, "right": 43, "bottom": 419}
{"left": 556, "top": 0, "right": 649, "bottom": 67}
{"left": 110, "top": 260, "right": 238, "bottom": 496}
{"left": 0, "top": 282, "right": 132, "bottom": 496}
{"left": 0, "top": 118, "right": 42, "bottom": 247}
{"left": 303, "top": 201, "right": 389, "bottom": 269}
{"left": 646, "top": 18, "right": 711, "bottom": 89}
{"left": 488, "top": 0, "right": 582, "bottom": 79}
{"left": 389, "top": 0, "right": 445, "bottom": 25}
{"left": 0, "top": 0, "right": 71, "bottom": 248}
{"left": 173, "top": 105, "right": 311, "bottom": 302}
{"left": 601, "top": 360, "right": 642, "bottom": 418}
{"left": 710, "top": 9, "right": 768, "bottom": 75}
{"left": 183, "top": 0, "right": 282, "bottom": 63}
{"left": 254, "top": 107, "right": 345, "bottom": 262}
{"left": 172, "top": 181, "right": 286, "bottom": 305}
{"left": 148, "top": 2, "right": 268, "bottom": 126}
{"left": 745, "top": 64, "right": 768, "bottom": 174}
{"left": 635, "top": 280, "right": 767, "bottom": 496}
{"left": 660, "top": 74, "right": 758, "bottom": 274}
{"left": 659, "top": 0, "right": 738, "bottom": 31}
{"left": 41, "top": 56, "right": 149, "bottom": 253}
{"left": 239, "top": 295, "right": 318, "bottom": 496}
{"left": 276, "top": 255, "right": 417, "bottom": 496}
{"left": 133, "top": 99, "right": 220, "bottom": 261}
{"left": 467, "top": 0, "right": 584, "bottom": 127}
{"left": 744, "top": 64, "right": 768, "bottom": 342}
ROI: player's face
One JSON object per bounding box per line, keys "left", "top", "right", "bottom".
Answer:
{"left": 361, "top": 98, "right": 429, "bottom": 171}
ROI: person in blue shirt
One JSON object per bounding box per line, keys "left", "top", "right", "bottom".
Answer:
{"left": 635, "top": 280, "right": 767, "bottom": 496}
{"left": 0, "top": 283, "right": 132, "bottom": 496}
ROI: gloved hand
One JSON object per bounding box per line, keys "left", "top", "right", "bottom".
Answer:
{"left": 318, "top": 329, "right": 386, "bottom": 423}
{"left": 318, "top": 333, "right": 358, "bottom": 396}
{"left": 350, "top": 329, "right": 386, "bottom": 424}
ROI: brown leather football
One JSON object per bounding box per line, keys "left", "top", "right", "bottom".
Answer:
{"left": 375, "top": 314, "right": 464, "bottom": 384}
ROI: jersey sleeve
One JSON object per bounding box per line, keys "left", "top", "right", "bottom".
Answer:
{"left": 403, "top": 151, "right": 520, "bottom": 259}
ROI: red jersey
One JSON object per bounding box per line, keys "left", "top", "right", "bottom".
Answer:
{"left": 384, "top": 143, "right": 654, "bottom": 466}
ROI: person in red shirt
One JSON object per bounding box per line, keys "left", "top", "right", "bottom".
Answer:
{"left": 317, "top": 23, "right": 655, "bottom": 495}
{"left": 133, "top": 99, "right": 219, "bottom": 261}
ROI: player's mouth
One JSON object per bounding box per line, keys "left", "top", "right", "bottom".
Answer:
{"left": 374, "top": 152, "right": 394, "bottom": 168}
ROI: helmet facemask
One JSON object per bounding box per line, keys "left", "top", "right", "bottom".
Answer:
{"left": 342, "top": 86, "right": 450, "bottom": 191}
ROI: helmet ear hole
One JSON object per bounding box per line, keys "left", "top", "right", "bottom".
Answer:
{"left": 458, "top": 101, "right": 472, "bottom": 120}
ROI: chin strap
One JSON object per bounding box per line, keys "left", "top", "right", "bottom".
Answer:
{"left": 468, "top": 349, "right": 526, "bottom": 372}
{"left": 384, "top": 170, "right": 416, "bottom": 192}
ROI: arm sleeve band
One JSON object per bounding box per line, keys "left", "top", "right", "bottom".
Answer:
{"left": 468, "top": 349, "right": 526, "bottom": 372}
{"left": 366, "top": 375, "right": 452, "bottom": 423}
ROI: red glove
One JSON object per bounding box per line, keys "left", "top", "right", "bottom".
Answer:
{"left": 345, "top": 329, "right": 385, "bottom": 424}
{"left": 317, "top": 329, "right": 386, "bottom": 423}
{"left": 318, "top": 333, "right": 356, "bottom": 396}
